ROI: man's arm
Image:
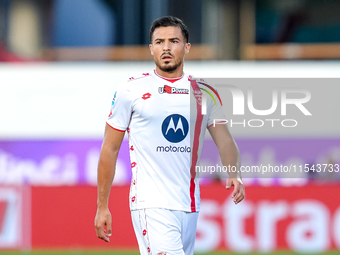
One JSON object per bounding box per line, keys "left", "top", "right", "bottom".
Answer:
{"left": 208, "top": 124, "right": 245, "bottom": 204}
{"left": 94, "top": 124, "right": 125, "bottom": 242}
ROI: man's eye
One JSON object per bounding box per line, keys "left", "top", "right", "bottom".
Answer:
{"left": 172, "top": 41, "right": 178, "bottom": 43}
{"left": 156, "top": 41, "right": 161, "bottom": 44}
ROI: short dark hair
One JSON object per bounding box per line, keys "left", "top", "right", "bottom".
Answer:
{"left": 149, "top": 16, "right": 189, "bottom": 43}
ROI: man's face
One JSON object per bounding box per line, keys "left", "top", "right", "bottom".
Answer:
{"left": 150, "top": 26, "right": 190, "bottom": 73}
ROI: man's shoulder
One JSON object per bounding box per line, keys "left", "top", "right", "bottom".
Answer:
{"left": 115, "top": 72, "right": 153, "bottom": 98}
{"left": 117, "top": 72, "right": 152, "bottom": 87}
{"left": 125, "top": 72, "right": 152, "bottom": 83}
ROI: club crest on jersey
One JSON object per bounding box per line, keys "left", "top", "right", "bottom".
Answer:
{"left": 193, "top": 89, "right": 202, "bottom": 105}
{"left": 158, "top": 85, "right": 189, "bottom": 94}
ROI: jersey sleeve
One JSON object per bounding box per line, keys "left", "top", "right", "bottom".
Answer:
{"left": 206, "top": 88, "right": 225, "bottom": 128}
{"left": 106, "top": 83, "right": 133, "bottom": 131}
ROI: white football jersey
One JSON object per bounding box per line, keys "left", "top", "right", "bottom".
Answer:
{"left": 107, "top": 70, "right": 224, "bottom": 212}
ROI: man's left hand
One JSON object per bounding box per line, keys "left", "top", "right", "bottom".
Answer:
{"left": 226, "top": 178, "right": 245, "bottom": 204}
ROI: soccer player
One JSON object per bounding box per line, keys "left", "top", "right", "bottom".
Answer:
{"left": 95, "top": 16, "right": 245, "bottom": 255}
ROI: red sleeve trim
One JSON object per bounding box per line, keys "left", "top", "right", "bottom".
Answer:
{"left": 106, "top": 122, "right": 126, "bottom": 132}
{"left": 208, "top": 121, "right": 226, "bottom": 128}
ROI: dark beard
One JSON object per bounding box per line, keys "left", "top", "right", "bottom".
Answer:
{"left": 156, "top": 58, "right": 182, "bottom": 73}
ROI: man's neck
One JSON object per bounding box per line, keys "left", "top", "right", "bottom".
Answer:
{"left": 155, "top": 66, "right": 184, "bottom": 79}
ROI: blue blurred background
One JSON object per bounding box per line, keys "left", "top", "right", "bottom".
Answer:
{"left": 1, "top": 0, "right": 340, "bottom": 61}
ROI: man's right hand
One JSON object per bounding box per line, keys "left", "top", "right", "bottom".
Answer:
{"left": 94, "top": 208, "right": 112, "bottom": 243}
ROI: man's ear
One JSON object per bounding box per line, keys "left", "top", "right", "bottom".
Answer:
{"left": 185, "top": 43, "right": 191, "bottom": 54}
{"left": 149, "top": 44, "right": 154, "bottom": 56}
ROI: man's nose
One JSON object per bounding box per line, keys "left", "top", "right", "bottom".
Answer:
{"left": 163, "top": 41, "right": 171, "bottom": 51}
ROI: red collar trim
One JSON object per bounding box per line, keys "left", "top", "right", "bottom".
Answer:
{"left": 154, "top": 70, "right": 184, "bottom": 83}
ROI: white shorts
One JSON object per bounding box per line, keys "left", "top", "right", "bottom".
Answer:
{"left": 131, "top": 208, "right": 199, "bottom": 255}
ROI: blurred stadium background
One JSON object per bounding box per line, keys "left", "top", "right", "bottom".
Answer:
{"left": 0, "top": 0, "right": 340, "bottom": 254}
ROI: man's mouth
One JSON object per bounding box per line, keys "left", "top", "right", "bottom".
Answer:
{"left": 162, "top": 54, "right": 172, "bottom": 61}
